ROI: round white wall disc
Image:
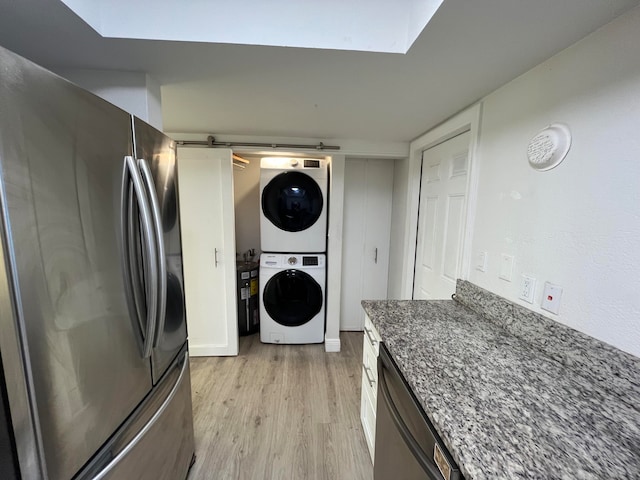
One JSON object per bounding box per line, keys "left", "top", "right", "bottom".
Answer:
{"left": 526, "top": 123, "right": 571, "bottom": 171}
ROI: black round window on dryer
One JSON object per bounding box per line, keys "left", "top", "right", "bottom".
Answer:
{"left": 263, "top": 270, "right": 323, "bottom": 327}
{"left": 262, "top": 171, "right": 323, "bottom": 232}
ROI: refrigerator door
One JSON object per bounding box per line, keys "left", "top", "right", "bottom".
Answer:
{"left": 133, "top": 118, "right": 187, "bottom": 384}
{"left": 0, "top": 47, "right": 153, "bottom": 479}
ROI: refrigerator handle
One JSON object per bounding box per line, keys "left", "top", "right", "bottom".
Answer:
{"left": 121, "top": 175, "right": 145, "bottom": 354}
{"left": 127, "top": 184, "right": 146, "bottom": 330}
{"left": 91, "top": 352, "right": 189, "bottom": 480}
{"left": 124, "top": 156, "right": 158, "bottom": 358}
{"left": 138, "top": 158, "right": 167, "bottom": 349}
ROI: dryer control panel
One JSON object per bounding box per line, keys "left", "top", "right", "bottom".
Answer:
{"left": 261, "top": 157, "right": 327, "bottom": 172}
{"left": 302, "top": 256, "right": 319, "bottom": 266}
{"left": 261, "top": 254, "right": 326, "bottom": 268}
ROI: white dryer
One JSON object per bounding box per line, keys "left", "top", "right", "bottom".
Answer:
{"left": 260, "top": 157, "right": 328, "bottom": 253}
{"left": 260, "top": 253, "right": 325, "bottom": 344}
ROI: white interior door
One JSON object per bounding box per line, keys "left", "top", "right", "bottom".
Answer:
{"left": 177, "top": 147, "right": 238, "bottom": 356}
{"left": 340, "top": 159, "right": 393, "bottom": 330}
{"left": 413, "top": 132, "right": 470, "bottom": 299}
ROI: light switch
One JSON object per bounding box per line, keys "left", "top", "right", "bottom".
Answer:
{"left": 499, "top": 254, "right": 514, "bottom": 281}
{"left": 541, "top": 282, "right": 562, "bottom": 315}
{"left": 476, "top": 251, "right": 488, "bottom": 272}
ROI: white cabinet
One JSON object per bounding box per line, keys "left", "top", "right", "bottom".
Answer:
{"left": 177, "top": 147, "right": 238, "bottom": 356}
{"left": 341, "top": 159, "right": 394, "bottom": 331}
{"left": 360, "top": 314, "right": 381, "bottom": 462}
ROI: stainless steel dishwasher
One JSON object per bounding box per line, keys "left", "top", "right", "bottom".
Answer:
{"left": 375, "top": 343, "right": 463, "bottom": 480}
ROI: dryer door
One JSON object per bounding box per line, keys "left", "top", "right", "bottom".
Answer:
{"left": 261, "top": 171, "right": 323, "bottom": 232}
{"left": 263, "top": 269, "right": 323, "bottom": 326}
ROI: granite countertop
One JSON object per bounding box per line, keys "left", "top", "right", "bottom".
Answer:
{"left": 362, "top": 299, "right": 640, "bottom": 480}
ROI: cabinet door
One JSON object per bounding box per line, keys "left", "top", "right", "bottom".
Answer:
{"left": 177, "top": 147, "right": 238, "bottom": 356}
{"left": 340, "top": 159, "right": 393, "bottom": 331}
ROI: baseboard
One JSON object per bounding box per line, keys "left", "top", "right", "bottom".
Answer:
{"left": 324, "top": 336, "right": 341, "bottom": 353}
{"left": 188, "top": 344, "right": 237, "bottom": 357}
{"left": 340, "top": 327, "right": 364, "bottom": 332}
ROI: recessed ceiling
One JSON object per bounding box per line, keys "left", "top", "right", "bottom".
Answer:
{"left": 0, "top": 0, "right": 639, "bottom": 143}
{"left": 59, "top": 0, "right": 444, "bottom": 53}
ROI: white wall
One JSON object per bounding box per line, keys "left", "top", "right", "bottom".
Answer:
{"left": 232, "top": 154, "right": 261, "bottom": 257}
{"left": 468, "top": 7, "right": 640, "bottom": 356}
{"left": 388, "top": 157, "right": 410, "bottom": 299}
{"left": 55, "top": 68, "right": 163, "bottom": 131}
{"left": 326, "top": 155, "right": 346, "bottom": 352}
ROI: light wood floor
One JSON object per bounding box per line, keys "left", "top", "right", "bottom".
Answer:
{"left": 187, "top": 332, "right": 373, "bottom": 480}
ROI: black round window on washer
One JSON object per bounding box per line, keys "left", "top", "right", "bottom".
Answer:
{"left": 263, "top": 270, "right": 323, "bottom": 327}
{"left": 262, "top": 171, "right": 323, "bottom": 232}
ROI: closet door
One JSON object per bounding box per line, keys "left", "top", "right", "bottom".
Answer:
{"left": 177, "top": 147, "right": 238, "bottom": 356}
{"left": 340, "top": 159, "right": 394, "bottom": 331}
{"left": 413, "top": 131, "right": 470, "bottom": 300}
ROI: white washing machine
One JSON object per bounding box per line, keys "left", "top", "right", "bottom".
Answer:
{"left": 260, "top": 157, "right": 328, "bottom": 253}
{"left": 260, "top": 253, "right": 325, "bottom": 344}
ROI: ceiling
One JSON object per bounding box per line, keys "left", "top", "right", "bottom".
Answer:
{"left": 0, "top": 0, "right": 638, "bottom": 143}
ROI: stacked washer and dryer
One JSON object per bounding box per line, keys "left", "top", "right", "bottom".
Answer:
{"left": 259, "top": 157, "right": 328, "bottom": 344}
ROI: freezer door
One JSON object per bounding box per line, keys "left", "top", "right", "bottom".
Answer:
{"left": 76, "top": 348, "right": 195, "bottom": 480}
{"left": 0, "top": 46, "right": 153, "bottom": 480}
{"left": 133, "top": 118, "right": 187, "bottom": 384}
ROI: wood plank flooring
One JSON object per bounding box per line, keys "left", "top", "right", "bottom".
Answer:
{"left": 187, "top": 332, "right": 373, "bottom": 480}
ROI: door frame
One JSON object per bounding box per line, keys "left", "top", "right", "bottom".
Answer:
{"left": 399, "top": 103, "right": 483, "bottom": 298}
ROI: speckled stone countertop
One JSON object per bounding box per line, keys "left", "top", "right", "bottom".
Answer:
{"left": 362, "top": 296, "right": 640, "bottom": 480}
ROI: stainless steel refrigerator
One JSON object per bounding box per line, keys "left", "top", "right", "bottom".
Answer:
{"left": 0, "top": 45, "right": 195, "bottom": 479}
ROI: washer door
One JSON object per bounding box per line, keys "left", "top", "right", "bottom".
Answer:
{"left": 263, "top": 269, "right": 323, "bottom": 327}
{"left": 261, "top": 171, "right": 323, "bottom": 232}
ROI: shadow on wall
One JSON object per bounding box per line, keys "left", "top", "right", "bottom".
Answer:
{"left": 232, "top": 154, "right": 262, "bottom": 255}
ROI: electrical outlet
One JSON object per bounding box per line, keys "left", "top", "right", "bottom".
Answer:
{"left": 519, "top": 275, "right": 536, "bottom": 303}
{"left": 541, "top": 282, "right": 563, "bottom": 315}
{"left": 476, "top": 251, "right": 488, "bottom": 272}
{"left": 499, "top": 254, "right": 514, "bottom": 281}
